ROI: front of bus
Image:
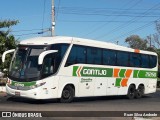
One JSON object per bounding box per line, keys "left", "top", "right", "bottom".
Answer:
{"left": 3, "top": 37, "right": 70, "bottom": 99}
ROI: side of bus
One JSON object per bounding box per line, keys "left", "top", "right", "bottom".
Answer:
{"left": 51, "top": 39, "right": 158, "bottom": 103}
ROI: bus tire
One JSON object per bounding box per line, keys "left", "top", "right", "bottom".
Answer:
{"left": 127, "top": 85, "right": 135, "bottom": 99}
{"left": 60, "top": 85, "right": 75, "bottom": 103}
{"left": 135, "top": 85, "right": 144, "bottom": 99}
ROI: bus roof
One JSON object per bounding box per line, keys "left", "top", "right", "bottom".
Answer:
{"left": 19, "top": 36, "right": 157, "bottom": 56}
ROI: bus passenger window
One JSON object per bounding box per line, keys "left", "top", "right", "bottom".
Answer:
{"left": 130, "top": 53, "right": 141, "bottom": 67}
{"left": 87, "top": 47, "right": 101, "bottom": 64}
{"left": 149, "top": 55, "right": 157, "bottom": 68}
{"left": 66, "top": 45, "right": 86, "bottom": 66}
{"left": 117, "top": 51, "right": 129, "bottom": 66}
{"left": 76, "top": 46, "right": 86, "bottom": 64}
{"left": 103, "top": 49, "right": 116, "bottom": 66}
{"left": 141, "top": 54, "right": 149, "bottom": 68}
{"left": 66, "top": 46, "right": 77, "bottom": 66}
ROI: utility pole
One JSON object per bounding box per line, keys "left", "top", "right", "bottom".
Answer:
{"left": 51, "top": 0, "right": 55, "bottom": 36}
{"left": 147, "top": 34, "right": 152, "bottom": 47}
{"left": 149, "top": 34, "right": 152, "bottom": 47}
{"left": 116, "top": 41, "right": 119, "bottom": 45}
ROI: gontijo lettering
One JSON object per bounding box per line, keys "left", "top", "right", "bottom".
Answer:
{"left": 73, "top": 66, "right": 113, "bottom": 77}
{"left": 73, "top": 66, "right": 157, "bottom": 78}
{"left": 83, "top": 69, "right": 107, "bottom": 76}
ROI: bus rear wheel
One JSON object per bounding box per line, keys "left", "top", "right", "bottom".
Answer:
{"left": 135, "top": 85, "right": 144, "bottom": 99}
{"left": 60, "top": 85, "right": 75, "bottom": 103}
{"left": 127, "top": 85, "right": 136, "bottom": 99}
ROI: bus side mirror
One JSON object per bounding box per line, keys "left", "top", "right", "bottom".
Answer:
{"left": 38, "top": 50, "right": 58, "bottom": 65}
{"left": 2, "top": 49, "right": 15, "bottom": 63}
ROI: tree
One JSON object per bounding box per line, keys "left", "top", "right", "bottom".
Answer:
{"left": 147, "top": 20, "right": 160, "bottom": 49}
{"left": 0, "top": 20, "right": 19, "bottom": 72}
{"left": 125, "top": 34, "right": 160, "bottom": 84}
{"left": 0, "top": 20, "right": 18, "bottom": 28}
{"left": 125, "top": 35, "right": 148, "bottom": 50}
{"left": 145, "top": 21, "right": 160, "bottom": 70}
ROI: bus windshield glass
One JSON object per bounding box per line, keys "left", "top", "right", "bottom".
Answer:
{"left": 8, "top": 43, "right": 69, "bottom": 82}
{"left": 8, "top": 45, "right": 47, "bottom": 81}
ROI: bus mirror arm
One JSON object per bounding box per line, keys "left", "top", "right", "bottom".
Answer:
{"left": 38, "top": 50, "right": 58, "bottom": 65}
{"left": 2, "top": 49, "right": 15, "bottom": 63}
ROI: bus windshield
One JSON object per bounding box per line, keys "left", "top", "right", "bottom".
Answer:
{"left": 8, "top": 43, "right": 69, "bottom": 82}
{"left": 9, "top": 45, "right": 47, "bottom": 81}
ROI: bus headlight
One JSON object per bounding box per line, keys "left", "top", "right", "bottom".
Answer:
{"left": 30, "top": 82, "right": 46, "bottom": 89}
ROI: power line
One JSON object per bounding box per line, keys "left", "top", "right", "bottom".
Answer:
{"left": 15, "top": 32, "right": 40, "bottom": 37}
{"left": 95, "top": 2, "right": 160, "bottom": 40}
{"left": 58, "top": 20, "right": 156, "bottom": 23}
{"left": 59, "top": 11, "right": 160, "bottom": 16}
{"left": 57, "top": 6, "right": 160, "bottom": 11}
{"left": 55, "top": 0, "right": 61, "bottom": 22}
{"left": 58, "top": 13, "right": 160, "bottom": 17}
{"left": 42, "top": 0, "right": 47, "bottom": 35}
{"left": 14, "top": 28, "right": 51, "bottom": 37}
{"left": 109, "top": 20, "right": 157, "bottom": 42}
{"left": 11, "top": 29, "right": 42, "bottom": 33}
{"left": 10, "top": 28, "right": 50, "bottom": 33}
{"left": 81, "top": 0, "right": 142, "bottom": 38}
{"left": 58, "top": 8, "right": 160, "bottom": 16}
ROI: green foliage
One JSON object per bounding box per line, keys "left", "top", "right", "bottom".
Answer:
{"left": 0, "top": 20, "right": 18, "bottom": 72}
{"left": 125, "top": 34, "right": 160, "bottom": 78}
{"left": 125, "top": 35, "right": 148, "bottom": 50}
{"left": 0, "top": 20, "right": 19, "bottom": 28}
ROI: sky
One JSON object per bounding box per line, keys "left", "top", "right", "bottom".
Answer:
{"left": 1, "top": 0, "right": 160, "bottom": 46}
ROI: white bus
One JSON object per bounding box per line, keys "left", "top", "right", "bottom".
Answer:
{"left": 2, "top": 36, "right": 158, "bottom": 103}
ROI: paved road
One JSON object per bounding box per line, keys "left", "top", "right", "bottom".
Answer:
{"left": 0, "top": 89, "right": 160, "bottom": 119}
{"left": 1, "top": 90, "right": 160, "bottom": 111}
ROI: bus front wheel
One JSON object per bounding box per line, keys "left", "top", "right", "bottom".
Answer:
{"left": 60, "top": 85, "right": 75, "bottom": 103}
{"left": 127, "top": 85, "right": 136, "bottom": 99}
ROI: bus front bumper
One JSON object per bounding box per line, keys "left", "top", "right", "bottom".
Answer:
{"left": 6, "top": 84, "right": 42, "bottom": 99}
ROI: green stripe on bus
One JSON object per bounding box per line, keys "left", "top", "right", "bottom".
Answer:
{"left": 137, "top": 70, "right": 157, "bottom": 78}
{"left": 81, "top": 67, "right": 113, "bottom": 77}
{"left": 133, "top": 70, "right": 139, "bottom": 78}
{"left": 119, "top": 69, "right": 126, "bottom": 77}
{"left": 11, "top": 81, "right": 36, "bottom": 86}
{"left": 73, "top": 66, "right": 79, "bottom": 76}
{"left": 73, "top": 66, "right": 157, "bottom": 78}
{"left": 73, "top": 66, "right": 113, "bottom": 77}
{"left": 115, "top": 78, "right": 122, "bottom": 87}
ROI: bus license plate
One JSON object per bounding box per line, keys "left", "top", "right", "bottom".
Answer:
{"left": 15, "top": 92, "right": 20, "bottom": 96}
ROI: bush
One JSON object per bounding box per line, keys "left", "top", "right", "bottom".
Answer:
{"left": 0, "top": 78, "right": 7, "bottom": 86}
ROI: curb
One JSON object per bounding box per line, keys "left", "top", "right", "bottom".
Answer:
{"left": 134, "top": 117, "right": 152, "bottom": 120}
